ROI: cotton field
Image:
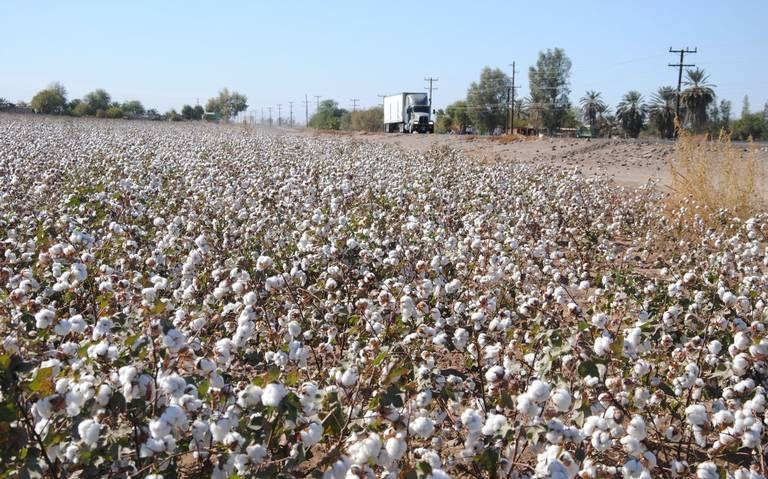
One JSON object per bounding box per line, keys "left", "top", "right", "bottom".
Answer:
{"left": 1, "top": 115, "right": 767, "bottom": 479}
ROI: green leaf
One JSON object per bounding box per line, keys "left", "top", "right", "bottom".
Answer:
{"left": 372, "top": 350, "right": 387, "bottom": 367}
{"left": 612, "top": 333, "right": 624, "bottom": 357}
{"left": 28, "top": 367, "right": 54, "bottom": 395}
{"left": 198, "top": 379, "right": 210, "bottom": 397}
{"left": 0, "top": 354, "right": 11, "bottom": 370}
{"left": 577, "top": 360, "right": 599, "bottom": 378}
{"left": 0, "top": 400, "right": 17, "bottom": 422}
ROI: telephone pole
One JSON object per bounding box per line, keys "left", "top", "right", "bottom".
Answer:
{"left": 350, "top": 99, "right": 360, "bottom": 112}
{"left": 267, "top": 107, "right": 272, "bottom": 127}
{"left": 304, "top": 94, "right": 310, "bottom": 127}
{"left": 424, "top": 77, "right": 438, "bottom": 106}
{"left": 277, "top": 104, "right": 282, "bottom": 126}
{"left": 507, "top": 62, "right": 518, "bottom": 134}
{"left": 288, "top": 101, "right": 294, "bottom": 127}
{"left": 668, "top": 47, "right": 697, "bottom": 123}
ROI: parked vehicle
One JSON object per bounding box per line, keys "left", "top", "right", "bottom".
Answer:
{"left": 383, "top": 92, "right": 434, "bottom": 133}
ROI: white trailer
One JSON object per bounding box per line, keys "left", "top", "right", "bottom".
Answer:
{"left": 383, "top": 92, "right": 433, "bottom": 133}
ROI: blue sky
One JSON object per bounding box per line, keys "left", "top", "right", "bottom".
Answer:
{"left": 2, "top": 1, "right": 767, "bottom": 118}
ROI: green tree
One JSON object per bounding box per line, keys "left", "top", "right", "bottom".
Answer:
{"left": 84, "top": 89, "right": 112, "bottom": 114}
{"left": 616, "top": 91, "right": 648, "bottom": 138}
{"left": 30, "top": 82, "right": 67, "bottom": 114}
{"left": 106, "top": 106, "right": 123, "bottom": 119}
{"left": 121, "top": 100, "right": 145, "bottom": 116}
{"left": 445, "top": 101, "right": 471, "bottom": 132}
{"left": 0, "top": 98, "right": 10, "bottom": 110}
{"left": 741, "top": 95, "right": 750, "bottom": 119}
{"left": 165, "top": 109, "right": 182, "bottom": 121}
{"left": 205, "top": 88, "right": 247, "bottom": 120}
{"left": 181, "top": 104, "right": 195, "bottom": 120}
{"left": 434, "top": 109, "right": 453, "bottom": 133}
{"left": 680, "top": 68, "right": 715, "bottom": 132}
{"left": 720, "top": 99, "right": 732, "bottom": 131}
{"left": 193, "top": 105, "right": 204, "bottom": 120}
{"left": 649, "top": 86, "right": 676, "bottom": 139}
{"left": 308, "top": 100, "right": 346, "bottom": 130}
{"left": 579, "top": 91, "right": 605, "bottom": 136}
{"left": 350, "top": 106, "right": 384, "bottom": 132}
{"left": 465, "top": 67, "right": 509, "bottom": 134}
{"left": 71, "top": 101, "right": 90, "bottom": 117}
{"left": 529, "top": 48, "right": 572, "bottom": 133}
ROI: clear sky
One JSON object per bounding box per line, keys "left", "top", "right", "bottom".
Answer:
{"left": 2, "top": 0, "right": 767, "bottom": 119}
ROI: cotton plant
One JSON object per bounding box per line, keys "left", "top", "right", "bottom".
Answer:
{"left": 0, "top": 116, "right": 766, "bottom": 478}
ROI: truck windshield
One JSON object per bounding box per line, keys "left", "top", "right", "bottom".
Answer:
{"left": 412, "top": 106, "right": 430, "bottom": 113}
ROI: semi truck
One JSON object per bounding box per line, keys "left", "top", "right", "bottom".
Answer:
{"left": 383, "top": 92, "right": 434, "bottom": 133}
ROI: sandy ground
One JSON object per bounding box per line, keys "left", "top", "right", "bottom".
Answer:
{"left": 291, "top": 129, "right": 768, "bottom": 192}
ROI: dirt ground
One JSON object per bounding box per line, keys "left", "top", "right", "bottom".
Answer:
{"left": 291, "top": 129, "right": 768, "bottom": 192}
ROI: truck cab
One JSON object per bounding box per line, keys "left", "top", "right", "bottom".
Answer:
{"left": 383, "top": 92, "right": 434, "bottom": 133}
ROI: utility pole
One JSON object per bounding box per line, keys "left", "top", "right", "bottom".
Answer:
{"left": 377, "top": 94, "right": 386, "bottom": 106}
{"left": 277, "top": 104, "right": 282, "bottom": 126}
{"left": 268, "top": 107, "right": 273, "bottom": 127}
{"left": 424, "top": 77, "right": 438, "bottom": 121}
{"left": 668, "top": 47, "right": 697, "bottom": 124}
{"left": 304, "top": 94, "right": 310, "bottom": 127}
{"left": 350, "top": 99, "right": 360, "bottom": 112}
{"left": 288, "top": 101, "right": 294, "bottom": 127}
{"left": 508, "top": 62, "right": 518, "bottom": 134}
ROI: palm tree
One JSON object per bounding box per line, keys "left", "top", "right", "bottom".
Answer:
{"left": 681, "top": 68, "right": 716, "bottom": 132}
{"left": 649, "top": 86, "right": 677, "bottom": 139}
{"left": 616, "top": 91, "right": 648, "bottom": 138}
{"left": 579, "top": 91, "right": 606, "bottom": 136}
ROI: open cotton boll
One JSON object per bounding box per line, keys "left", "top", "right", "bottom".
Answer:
{"left": 696, "top": 462, "right": 719, "bottom": 479}
{"left": 685, "top": 404, "right": 708, "bottom": 426}
{"left": 77, "top": 419, "right": 100, "bottom": 447}
{"left": 551, "top": 389, "right": 572, "bottom": 412}
{"left": 527, "top": 379, "right": 551, "bottom": 403}
{"left": 256, "top": 255, "right": 273, "bottom": 271}
{"left": 262, "top": 383, "right": 287, "bottom": 407}
{"left": 480, "top": 413, "right": 507, "bottom": 436}
{"left": 301, "top": 422, "right": 323, "bottom": 447}
{"left": 461, "top": 408, "right": 483, "bottom": 433}
{"left": 409, "top": 416, "right": 435, "bottom": 439}
{"left": 347, "top": 433, "right": 382, "bottom": 465}
{"left": 593, "top": 336, "right": 613, "bottom": 356}
{"left": 35, "top": 308, "right": 55, "bottom": 329}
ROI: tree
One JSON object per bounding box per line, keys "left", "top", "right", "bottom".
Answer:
{"left": 350, "top": 106, "right": 383, "bottom": 132}
{"left": 616, "top": 91, "right": 648, "bottom": 138}
{"left": 529, "top": 48, "right": 572, "bottom": 133}
{"left": 70, "top": 101, "right": 90, "bottom": 117}
{"left": 106, "top": 106, "right": 123, "bottom": 119}
{"left": 720, "top": 100, "right": 732, "bottom": 131}
{"left": 84, "top": 89, "right": 112, "bottom": 115}
{"left": 445, "top": 101, "right": 471, "bottom": 132}
{"left": 193, "top": 105, "right": 205, "bottom": 120}
{"left": 579, "top": 91, "right": 606, "bottom": 136}
{"left": 741, "top": 95, "right": 750, "bottom": 119}
{"left": 31, "top": 82, "right": 67, "bottom": 114}
{"left": 649, "top": 86, "right": 676, "bottom": 139}
{"left": 0, "top": 98, "right": 10, "bottom": 110}
{"left": 181, "top": 105, "right": 195, "bottom": 120}
{"left": 466, "top": 67, "right": 510, "bottom": 134}
{"left": 121, "top": 100, "right": 145, "bottom": 116}
{"left": 680, "top": 68, "right": 715, "bottom": 132}
{"left": 308, "top": 100, "right": 346, "bottom": 130}
{"left": 165, "top": 109, "right": 182, "bottom": 121}
{"left": 206, "top": 88, "right": 247, "bottom": 120}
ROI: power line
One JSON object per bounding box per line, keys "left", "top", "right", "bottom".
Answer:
{"left": 350, "top": 98, "right": 360, "bottom": 111}
{"left": 507, "top": 62, "right": 518, "bottom": 134}
{"left": 669, "top": 46, "right": 697, "bottom": 122}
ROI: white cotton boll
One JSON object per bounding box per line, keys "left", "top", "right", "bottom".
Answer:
{"left": 453, "top": 328, "right": 469, "bottom": 350}
{"left": 237, "top": 385, "right": 263, "bottom": 408}
{"left": 163, "top": 328, "right": 187, "bottom": 352}
{"left": 461, "top": 409, "right": 483, "bottom": 432}
{"left": 484, "top": 365, "right": 505, "bottom": 383}
{"left": 301, "top": 422, "right": 323, "bottom": 447}
{"left": 158, "top": 373, "right": 186, "bottom": 398}
{"left": 627, "top": 415, "right": 647, "bottom": 440}
{"left": 53, "top": 319, "right": 71, "bottom": 336}
{"left": 385, "top": 433, "right": 407, "bottom": 462}
{"left": 708, "top": 340, "right": 722, "bottom": 355}
{"left": 591, "top": 431, "right": 612, "bottom": 452}
{"left": 78, "top": 419, "right": 100, "bottom": 447}
{"left": 348, "top": 433, "right": 382, "bottom": 465}
{"left": 409, "top": 416, "right": 435, "bottom": 438}
{"left": 95, "top": 384, "right": 111, "bottom": 406}
{"left": 551, "top": 389, "right": 572, "bottom": 412}
{"left": 712, "top": 410, "right": 734, "bottom": 428}
{"left": 593, "top": 336, "right": 613, "bottom": 356}
{"left": 528, "top": 379, "right": 551, "bottom": 403}
{"left": 35, "top": 308, "right": 55, "bottom": 329}
{"left": 734, "top": 332, "right": 751, "bottom": 350}
{"left": 247, "top": 443, "right": 267, "bottom": 464}
{"left": 480, "top": 413, "right": 507, "bottom": 436}
{"left": 620, "top": 435, "right": 643, "bottom": 456}
{"left": 70, "top": 262, "right": 88, "bottom": 282}
{"left": 685, "top": 404, "right": 708, "bottom": 426}
{"left": 696, "top": 462, "right": 719, "bottom": 479}
{"left": 591, "top": 312, "right": 609, "bottom": 329}
{"left": 516, "top": 393, "right": 538, "bottom": 417}
{"left": 287, "top": 320, "right": 302, "bottom": 337}
{"left": 262, "top": 383, "right": 287, "bottom": 406}
{"left": 256, "top": 255, "right": 273, "bottom": 271}
{"left": 445, "top": 279, "right": 461, "bottom": 295}
{"left": 722, "top": 292, "right": 737, "bottom": 308}
{"left": 243, "top": 291, "right": 257, "bottom": 305}
{"left": 733, "top": 353, "right": 750, "bottom": 376}
{"left": 211, "top": 418, "right": 232, "bottom": 443}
